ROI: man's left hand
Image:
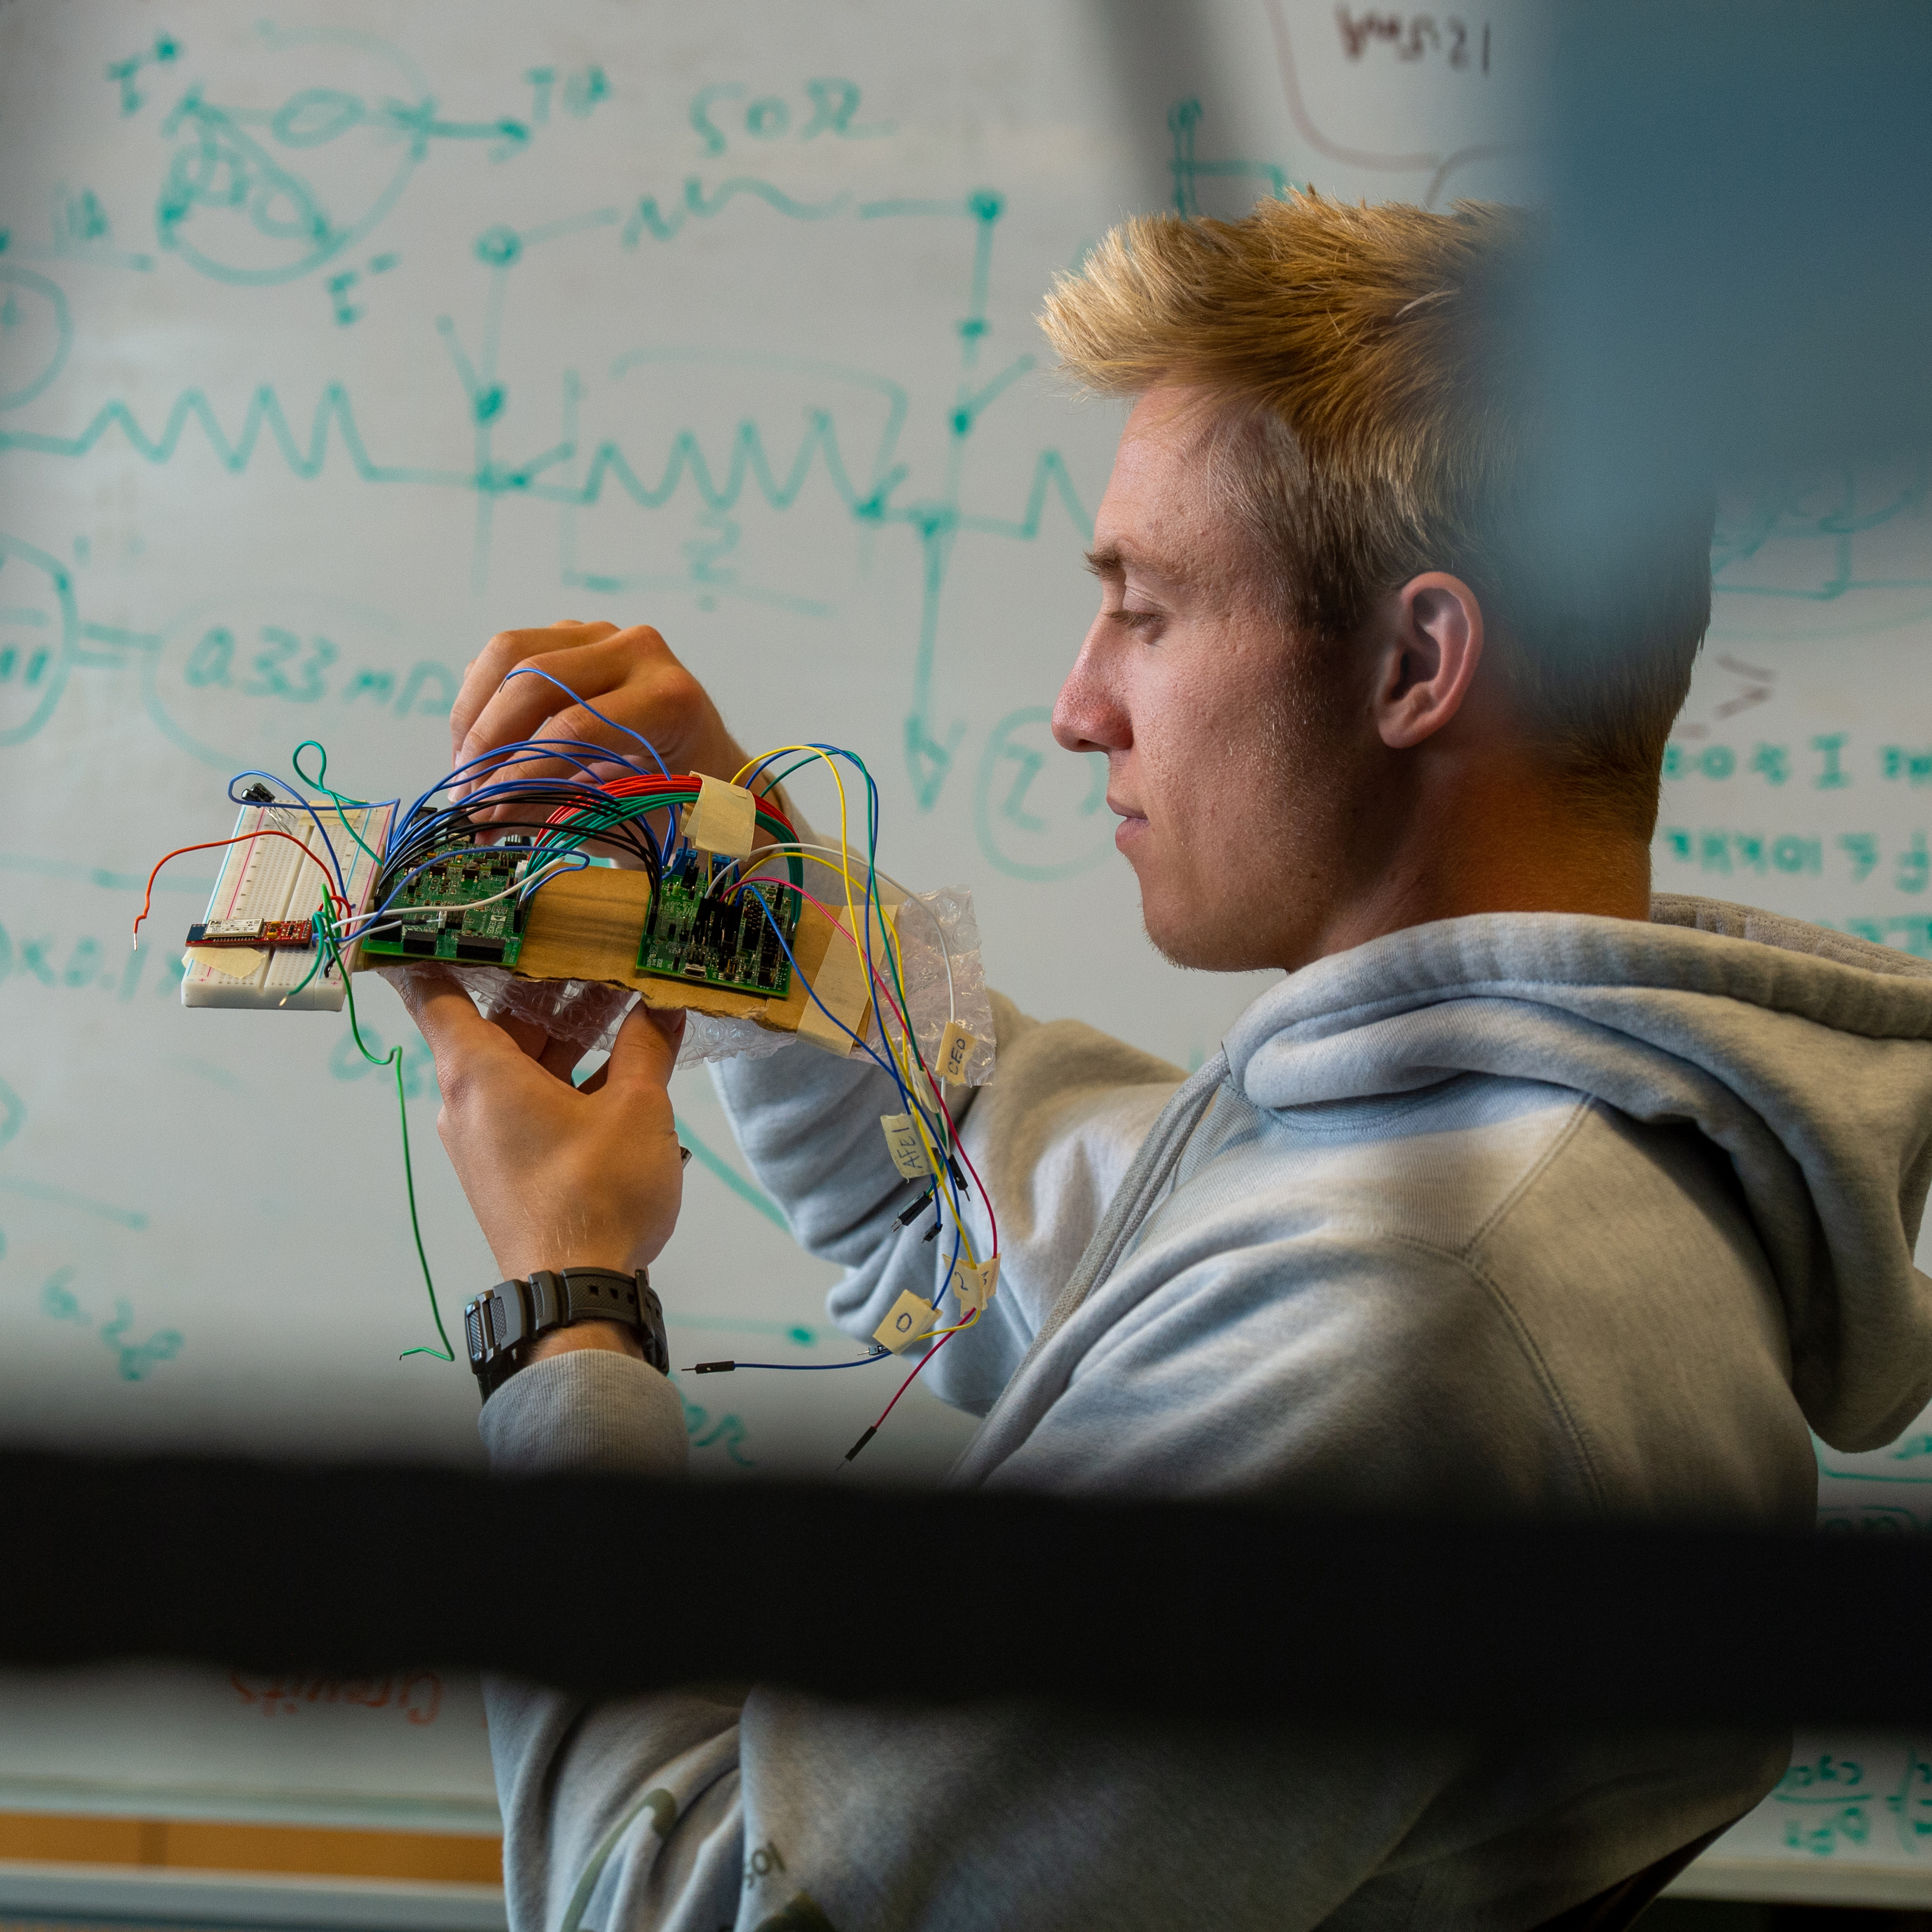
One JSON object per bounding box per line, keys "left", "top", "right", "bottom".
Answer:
{"left": 391, "top": 968, "right": 686, "bottom": 1284}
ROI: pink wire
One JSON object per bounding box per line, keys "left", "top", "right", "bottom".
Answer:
{"left": 868, "top": 1306, "right": 981, "bottom": 1437}
{"left": 934, "top": 1084, "right": 998, "bottom": 1258}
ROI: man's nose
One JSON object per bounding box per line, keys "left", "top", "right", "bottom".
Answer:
{"left": 1052, "top": 623, "right": 1131, "bottom": 756}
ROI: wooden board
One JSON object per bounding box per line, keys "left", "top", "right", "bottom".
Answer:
{"left": 504, "top": 865, "right": 871, "bottom": 1043}
{"left": 0, "top": 1809, "right": 500, "bottom": 1883}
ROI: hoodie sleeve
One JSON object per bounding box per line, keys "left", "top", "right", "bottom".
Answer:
{"left": 477, "top": 1355, "right": 750, "bottom": 1932}
{"left": 710, "top": 991, "right": 1186, "bottom": 1407}
{"left": 476, "top": 1345, "right": 1767, "bottom": 1932}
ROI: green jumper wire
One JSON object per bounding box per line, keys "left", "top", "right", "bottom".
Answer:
{"left": 280, "top": 896, "right": 452, "bottom": 1364}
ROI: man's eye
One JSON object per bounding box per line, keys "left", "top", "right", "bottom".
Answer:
{"left": 1107, "top": 609, "right": 1162, "bottom": 632}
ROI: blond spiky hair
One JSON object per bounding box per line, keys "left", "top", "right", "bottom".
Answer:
{"left": 1042, "top": 193, "right": 1711, "bottom": 837}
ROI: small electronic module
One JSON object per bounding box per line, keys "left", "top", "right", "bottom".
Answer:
{"left": 356, "top": 844, "right": 533, "bottom": 968}
{"left": 639, "top": 853, "right": 798, "bottom": 999}
{"left": 185, "top": 918, "right": 315, "bottom": 948}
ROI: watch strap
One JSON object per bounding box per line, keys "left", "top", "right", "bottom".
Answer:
{"left": 464, "top": 1266, "right": 668, "bottom": 1402}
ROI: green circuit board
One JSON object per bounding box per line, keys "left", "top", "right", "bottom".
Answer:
{"left": 358, "top": 850, "right": 528, "bottom": 967}
{"left": 639, "top": 872, "right": 797, "bottom": 998}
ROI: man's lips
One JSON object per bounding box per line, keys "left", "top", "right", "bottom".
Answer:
{"left": 1107, "top": 795, "right": 1149, "bottom": 848}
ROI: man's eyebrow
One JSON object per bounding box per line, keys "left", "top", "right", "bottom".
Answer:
{"left": 1085, "top": 541, "right": 1190, "bottom": 590}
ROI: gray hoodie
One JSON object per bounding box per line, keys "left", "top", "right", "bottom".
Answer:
{"left": 478, "top": 896, "right": 1932, "bottom": 1930}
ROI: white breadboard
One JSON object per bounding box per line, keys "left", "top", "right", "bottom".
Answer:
{"left": 180, "top": 803, "right": 393, "bottom": 1011}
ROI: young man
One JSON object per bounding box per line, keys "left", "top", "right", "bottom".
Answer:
{"left": 400, "top": 196, "right": 1932, "bottom": 1929}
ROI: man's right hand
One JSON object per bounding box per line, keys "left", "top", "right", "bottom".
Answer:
{"left": 448, "top": 620, "right": 755, "bottom": 797}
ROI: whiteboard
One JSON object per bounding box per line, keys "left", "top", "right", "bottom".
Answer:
{"left": 0, "top": 1660, "right": 497, "bottom": 1835}
{"left": 0, "top": 0, "right": 1547, "bottom": 1471}
{"left": 1, "top": 0, "right": 1928, "bottom": 1891}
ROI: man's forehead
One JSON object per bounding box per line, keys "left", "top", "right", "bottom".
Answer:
{"left": 1093, "top": 394, "right": 1235, "bottom": 561}
{"left": 1090, "top": 465, "right": 1226, "bottom": 591}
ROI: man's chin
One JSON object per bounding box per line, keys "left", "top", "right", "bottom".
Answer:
{"left": 1139, "top": 896, "right": 1283, "bottom": 974}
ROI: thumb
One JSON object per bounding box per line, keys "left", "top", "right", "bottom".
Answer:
{"left": 602, "top": 1001, "right": 685, "bottom": 1095}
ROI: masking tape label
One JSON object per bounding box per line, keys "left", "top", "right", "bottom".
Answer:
{"left": 872, "top": 1289, "right": 941, "bottom": 1354}
{"left": 686, "top": 775, "right": 756, "bottom": 859}
{"left": 880, "top": 1113, "right": 929, "bottom": 1180}
{"left": 936, "top": 1021, "right": 980, "bottom": 1083}
{"left": 952, "top": 1255, "right": 1000, "bottom": 1315}
{"left": 185, "top": 946, "right": 267, "bottom": 981}
{"left": 796, "top": 908, "right": 873, "bottom": 1056}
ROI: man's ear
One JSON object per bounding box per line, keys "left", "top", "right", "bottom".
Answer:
{"left": 1372, "top": 573, "right": 1485, "bottom": 750}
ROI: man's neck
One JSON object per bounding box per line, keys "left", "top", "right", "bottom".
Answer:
{"left": 1301, "top": 768, "right": 1653, "bottom": 968}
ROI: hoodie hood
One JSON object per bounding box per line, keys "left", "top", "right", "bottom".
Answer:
{"left": 1222, "top": 894, "right": 1932, "bottom": 1452}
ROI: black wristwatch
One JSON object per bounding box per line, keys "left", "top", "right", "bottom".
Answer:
{"left": 462, "top": 1267, "right": 670, "bottom": 1403}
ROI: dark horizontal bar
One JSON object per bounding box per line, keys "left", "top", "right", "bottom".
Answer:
{"left": 0, "top": 1450, "right": 1917, "bottom": 1726}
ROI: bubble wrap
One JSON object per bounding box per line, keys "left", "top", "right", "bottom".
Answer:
{"left": 862, "top": 884, "right": 997, "bottom": 1084}
{"left": 418, "top": 965, "right": 795, "bottom": 1068}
